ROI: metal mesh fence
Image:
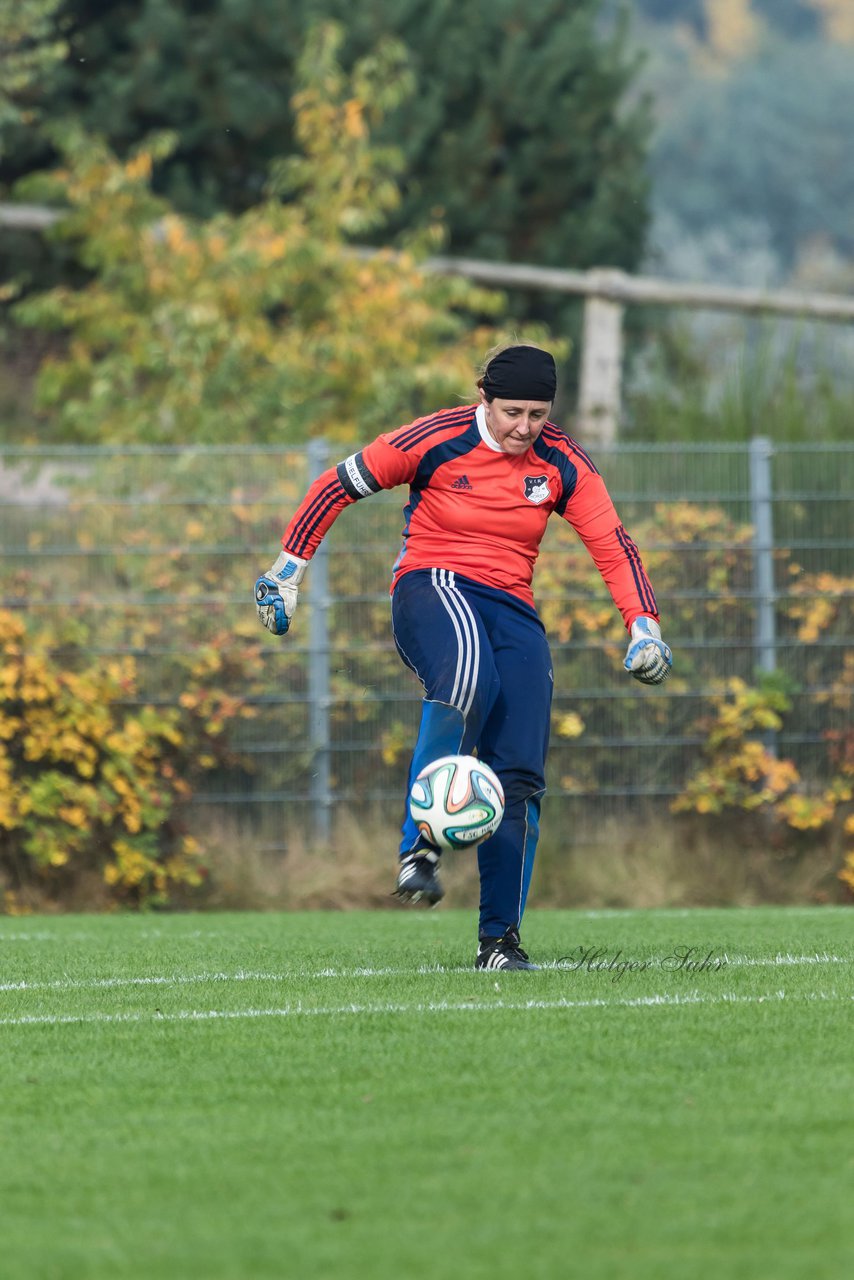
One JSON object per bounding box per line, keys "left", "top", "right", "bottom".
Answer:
{"left": 1, "top": 440, "right": 852, "bottom": 846}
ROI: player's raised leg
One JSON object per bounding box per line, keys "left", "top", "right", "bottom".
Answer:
{"left": 391, "top": 568, "right": 500, "bottom": 903}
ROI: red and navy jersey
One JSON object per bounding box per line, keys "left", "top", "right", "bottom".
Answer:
{"left": 282, "top": 405, "right": 657, "bottom": 629}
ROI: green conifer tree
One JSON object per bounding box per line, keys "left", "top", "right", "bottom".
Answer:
{"left": 3, "top": 0, "right": 651, "bottom": 281}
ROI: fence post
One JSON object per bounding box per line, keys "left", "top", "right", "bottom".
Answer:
{"left": 749, "top": 436, "right": 777, "bottom": 676}
{"left": 576, "top": 276, "right": 624, "bottom": 446}
{"left": 306, "top": 439, "right": 332, "bottom": 844}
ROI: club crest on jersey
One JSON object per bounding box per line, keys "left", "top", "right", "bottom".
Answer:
{"left": 523, "top": 474, "right": 551, "bottom": 505}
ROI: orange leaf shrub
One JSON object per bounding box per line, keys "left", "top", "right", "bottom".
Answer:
{"left": 0, "top": 608, "right": 257, "bottom": 908}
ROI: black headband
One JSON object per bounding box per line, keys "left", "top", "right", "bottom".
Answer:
{"left": 481, "top": 346, "right": 557, "bottom": 402}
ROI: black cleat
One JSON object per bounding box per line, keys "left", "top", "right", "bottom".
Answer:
{"left": 476, "top": 927, "right": 539, "bottom": 971}
{"left": 394, "top": 850, "right": 444, "bottom": 906}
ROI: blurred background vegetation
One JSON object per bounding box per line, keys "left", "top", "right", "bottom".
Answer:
{"left": 1, "top": 1, "right": 852, "bottom": 909}
{"left": 2, "top": 0, "right": 853, "bottom": 444}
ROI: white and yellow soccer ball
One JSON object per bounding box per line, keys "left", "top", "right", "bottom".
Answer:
{"left": 409, "top": 754, "right": 505, "bottom": 851}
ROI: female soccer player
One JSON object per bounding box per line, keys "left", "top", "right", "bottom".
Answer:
{"left": 255, "top": 344, "right": 671, "bottom": 970}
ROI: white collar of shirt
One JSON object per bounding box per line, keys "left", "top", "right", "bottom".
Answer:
{"left": 476, "top": 403, "right": 504, "bottom": 453}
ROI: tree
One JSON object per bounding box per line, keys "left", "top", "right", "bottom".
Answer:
{"left": 649, "top": 37, "right": 854, "bottom": 270}
{"left": 13, "top": 25, "right": 508, "bottom": 445}
{"left": 702, "top": 0, "right": 760, "bottom": 59}
{"left": 4, "top": 0, "right": 650, "bottom": 275}
{"left": 357, "top": 1, "right": 651, "bottom": 277}
{"left": 808, "top": 0, "right": 854, "bottom": 42}
{"left": 752, "top": 0, "right": 821, "bottom": 38}
{"left": 632, "top": 0, "right": 823, "bottom": 41}
{"left": 0, "top": 0, "right": 66, "bottom": 155}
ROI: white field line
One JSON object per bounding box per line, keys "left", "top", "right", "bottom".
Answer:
{"left": 724, "top": 953, "right": 849, "bottom": 967}
{"left": 572, "top": 906, "right": 854, "bottom": 919}
{"left": 1, "top": 988, "right": 852, "bottom": 1029}
{"left": 2, "top": 905, "right": 852, "bottom": 943}
{"left": 0, "top": 953, "right": 850, "bottom": 994}
{"left": 0, "top": 929, "right": 237, "bottom": 944}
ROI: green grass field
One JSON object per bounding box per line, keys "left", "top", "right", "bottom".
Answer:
{"left": 2, "top": 906, "right": 852, "bottom": 1280}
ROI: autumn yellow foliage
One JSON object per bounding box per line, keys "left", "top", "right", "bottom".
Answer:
{"left": 14, "top": 23, "right": 506, "bottom": 447}
{"left": 0, "top": 608, "right": 256, "bottom": 907}
{"left": 672, "top": 673, "right": 853, "bottom": 886}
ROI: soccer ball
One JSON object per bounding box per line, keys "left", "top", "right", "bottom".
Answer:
{"left": 409, "top": 754, "right": 505, "bottom": 851}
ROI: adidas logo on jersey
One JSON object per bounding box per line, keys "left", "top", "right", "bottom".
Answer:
{"left": 451, "top": 474, "right": 474, "bottom": 491}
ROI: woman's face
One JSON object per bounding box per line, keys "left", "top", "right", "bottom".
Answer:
{"left": 479, "top": 390, "right": 552, "bottom": 455}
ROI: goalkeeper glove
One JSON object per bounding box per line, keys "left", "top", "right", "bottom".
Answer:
{"left": 255, "top": 550, "right": 308, "bottom": 635}
{"left": 624, "top": 616, "right": 672, "bottom": 685}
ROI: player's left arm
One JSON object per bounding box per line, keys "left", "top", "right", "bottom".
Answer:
{"left": 561, "top": 466, "right": 672, "bottom": 685}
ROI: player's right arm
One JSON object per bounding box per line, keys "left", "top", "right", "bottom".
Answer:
{"left": 254, "top": 439, "right": 417, "bottom": 636}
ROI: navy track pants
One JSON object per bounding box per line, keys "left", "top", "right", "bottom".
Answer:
{"left": 391, "top": 569, "right": 553, "bottom": 938}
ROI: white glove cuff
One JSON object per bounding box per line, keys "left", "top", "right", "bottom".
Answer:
{"left": 268, "top": 549, "right": 309, "bottom": 587}
{"left": 630, "top": 617, "right": 661, "bottom": 642}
